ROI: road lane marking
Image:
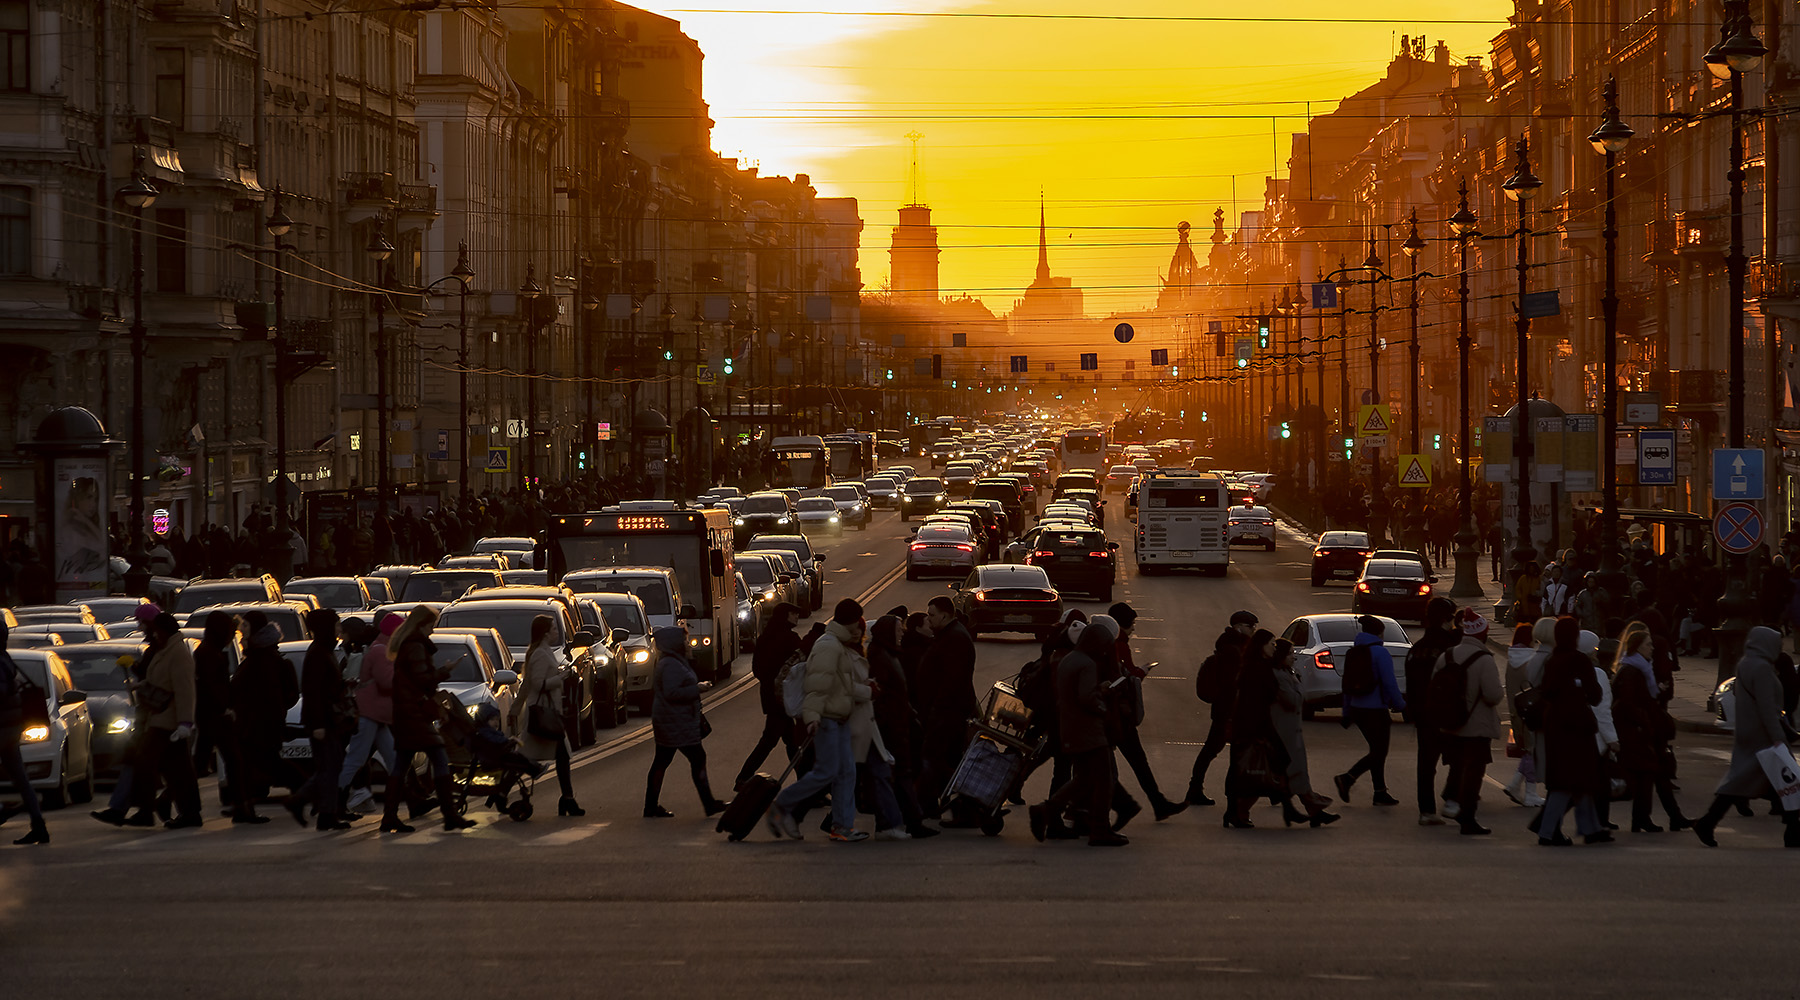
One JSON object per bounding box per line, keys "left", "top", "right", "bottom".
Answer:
{"left": 532, "top": 824, "right": 608, "bottom": 846}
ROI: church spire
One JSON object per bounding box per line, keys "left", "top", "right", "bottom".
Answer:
{"left": 1035, "top": 192, "right": 1051, "bottom": 285}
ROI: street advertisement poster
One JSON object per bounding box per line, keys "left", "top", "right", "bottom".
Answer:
{"left": 52, "top": 456, "right": 108, "bottom": 602}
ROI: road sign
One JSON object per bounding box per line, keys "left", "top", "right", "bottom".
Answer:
{"left": 1637, "top": 429, "right": 1676, "bottom": 485}
{"left": 696, "top": 364, "right": 715, "bottom": 385}
{"left": 1356, "top": 404, "right": 1391, "bottom": 437}
{"left": 1520, "top": 289, "right": 1561, "bottom": 318}
{"left": 1311, "top": 282, "right": 1337, "bottom": 309}
{"left": 1396, "top": 454, "right": 1431, "bottom": 487}
{"left": 427, "top": 429, "right": 450, "bottom": 462}
{"left": 1483, "top": 416, "right": 1512, "bottom": 483}
{"left": 1714, "top": 502, "right": 1765, "bottom": 555}
{"left": 1234, "top": 339, "right": 1253, "bottom": 364}
{"left": 506, "top": 419, "right": 526, "bottom": 440}
{"left": 1113, "top": 323, "right": 1134, "bottom": 344}
{"left": 485, "top": 447, "right": 512, "bottom": 474}
{"left": 1712, "top": 448, "right": 1764, "bottom": 500}
{"left": 1360, "top": 434, "right": 1389, "bottom": 449}
{"left": 1621, "top": 391, "right": 1661, "bottom": 426}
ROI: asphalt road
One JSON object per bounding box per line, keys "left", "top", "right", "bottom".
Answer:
{"left": 3, "top": 499, "right": 1793, "bottom": 999}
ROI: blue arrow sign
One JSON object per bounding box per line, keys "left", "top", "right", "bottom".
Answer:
{"left": 1712, "top": 448, "right": 1764, "bottom": 500}
{"left": 1311, "top": 282, "right": 1336, "bottom": 309}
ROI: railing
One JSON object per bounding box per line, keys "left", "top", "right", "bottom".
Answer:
{"left": 342, "top": 172, "right": 396, "bottom": 205}
{"left": 397, "top": 183, "right": 437, "bottom": 214}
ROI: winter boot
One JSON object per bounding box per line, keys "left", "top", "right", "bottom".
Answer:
{"left": 436, "top": 774, "right": 475, "bottom": 831}
{"left": 13, "top": 821, "right": 48, "bottom": 845}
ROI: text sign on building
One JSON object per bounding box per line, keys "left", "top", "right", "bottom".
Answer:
{"left": 1621, "top": 391, "right": 1660, "bottom": 426}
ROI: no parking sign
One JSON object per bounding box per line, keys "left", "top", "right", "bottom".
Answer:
{"left": 1714, "top": 502, "right": 1764, "bottom": 555}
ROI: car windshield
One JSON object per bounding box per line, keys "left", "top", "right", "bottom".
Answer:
{"left": 751, "top": 537, "right": 814, "bottom": 562}
{"left": 1364, "top": 561, "right": 1426, "bottom": 580}
{"left": 1041, "top": 530, "right": 1105, "bottom": 551}
{"left": 1312, "top": 619, "right": 1408, "bottom": 644}
{"left": 432, "top": 640, "right": 489, "bottom": 682}
{"left": 735, "top": 559, "right": 775, "bottom": 585}
{"left": 979, "top": 567, "right": 1052, "bottom": 588}
{"left": 401, "top": 571, "right": 498, "bottom": 602}
{"left": 742, "top": 495, "right": 788, "bottom": 514}
{"left": 599, "top": 603, "right": 648, "bottom": 636}
{"left": 825, "top": 488, "right": 861, "bottom": 501}
{"left": 171, "top": 585, "right": 266, "bottom": 613}
{"left": 749, "top": 550, "right": 803, "bottom": 574}
{"left": 1320, "top": 532, "right": 1370, "bottom": 547}
{"left": 905, "top": 479, "right": 945, "bottom": 494}
{"left": 915, "top": 526, "right": 968, "bottom": 542}
{"left": 798, "top": 498, "right": 835, "bottom": 511}
{"left": 436, "top": 606, "right": 561, "bottom": 649}
{"left": 286, "top": 581, "right": 363, "bottom": 608}
{"left": 1229, "top": 508, "right": 1271, "bottom": 520}
{"left": 56, "top": 648, "right": 135, "bottom": 691}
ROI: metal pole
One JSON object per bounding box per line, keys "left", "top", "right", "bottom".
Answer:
{"left": 1449, "top": 178, "right": 1483, "bottom": 599}
{"left": 375, "top": 283, "right": 389, "bottom": 517}
{"left": 129, "top": 202, "right": 147, "bottom": 567}
{"left": 458, "top": 276, "right": 469, "bottom": 497}
{"left": 1368, "top": 246, "right": 1385, "bottom": 545}
{"left": 1408, "top": 248, "right": 1420, "bottom": 453}
{"left": 273, "top": 233, "right": 287, "bottom": 533}
{"left": 1601, "top": 80, "right": 1622, "bottom": 557}
{"left": 1727, "top": 63, "right": 1746, "bottom": 448}
{"left": 1337, "top": 256, "right": 1349, "bottom": 457}
{"left": 1512, "top": 138, "right": 1536, "bottom": 570}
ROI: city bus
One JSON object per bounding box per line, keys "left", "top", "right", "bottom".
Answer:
{"left": 823, "top": 431, "right": 877, "bottom": 480}
{"left": 1132, "top": 471, "right": 1230, "bottom": 576}
{"left": 545, "top": 502, "right": 737, "bottom": 679}
{"left": 1059, "top": 427, "right": 1107, "bottom": 472}
{"left": 763, "top": 435, "right": 830, "bottom": 490}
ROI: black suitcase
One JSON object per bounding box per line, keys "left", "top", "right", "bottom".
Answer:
{"left": 716, "top": 738, "right": 811, "bottom": 842}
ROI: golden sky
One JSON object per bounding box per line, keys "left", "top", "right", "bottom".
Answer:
{"left": 641, "top": 0, "right": 1513, "bottom": 316}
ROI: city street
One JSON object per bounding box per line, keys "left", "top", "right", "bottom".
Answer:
{"left": 2, "top": 506, "right": 1789, "bottom": 999}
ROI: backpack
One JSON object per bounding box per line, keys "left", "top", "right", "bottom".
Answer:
{"left": 1195, "top": 653, "right": 1227, "bottom": 704}
{"left": 779, "top": 648, "right": 809, "bottom": 719}
{"left": 1342, "top": 642, "right": 1377, "bottom": 698}
{"left": 1425, "top": 649, "right": 1478, "bottom": 733}
{"left": 1016, "top": 657, "right": 1056, "bottom": 718}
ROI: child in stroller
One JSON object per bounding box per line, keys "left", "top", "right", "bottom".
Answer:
{"left": 460, "top": 702, "right": 547, "bottom": 821}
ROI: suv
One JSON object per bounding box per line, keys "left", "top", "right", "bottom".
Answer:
{"left": 744, "top": 534, "right": 825, "bottom": 613}
{"left": 581, "top": 592, "right": 656, "bottom": 707}
{"left": 169, "top": 575, "right": 282, "bottom": 614}
{"left": 281, "top": 576, "right": 373, "bottom": 613}
{"left": 943, "top": 460, "right": 983, "bottom": 496}
{"left": 733, "top": 491, "right": 797, "bottom": 544}
{"left": 900, "top": 477, "right": 948, "bottom": 521}
{"left": 399, "top": 568, "right": 504, "bottom": 603}
{"left": 970, "top": 478, "right": 1027, "bottom": 533}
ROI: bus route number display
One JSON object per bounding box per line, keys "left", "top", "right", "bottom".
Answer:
{"left": 615, "top": 516, "right": 674, "bottom": 530}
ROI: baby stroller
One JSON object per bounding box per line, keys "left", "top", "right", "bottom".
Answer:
{"left": 455, "top": 701, "right": 545, "bottom": 822}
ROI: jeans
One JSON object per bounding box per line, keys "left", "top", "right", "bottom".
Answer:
{"left": 0, "top": 730, "right": 43, "bottom": 825}
{"left": 865, "top": 750, "right": 904, "bottom": 831}
{"left": 1345, "top": 707, "right": 1392, "bottom": 790}
{"left": 1539, "top": 789, "right": 1601, "bottom": 838}
{"left": 776, "top": 718, "right": 855, "bottom": 831}
{"left": 337, "top": 717, "right": 397, "bottom": 788}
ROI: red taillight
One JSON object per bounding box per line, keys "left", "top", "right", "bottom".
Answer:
{"left": 1313, "top": 650, "right": 1334, "bottom": 669}
{"left": 1033, "top": 550, "right": 1056, "bottom": 560}
{"left": 1087, "top": 551, "right": 1110, "bottom": 559}
{"left": 1356, "top": 582, "right": 1371, "bottom": 592}
{"left": 909, "top": 542, "right": 926, "bottom": 550}
{"left": 974, "top": 592, "right": 987, "bottom": 601}
{"left": 955, "top": 543, "right": 974, "bottom": 551}
{"left": 1358, "top": 550, "right": 1372, "bottom": 556}
{"left": 1416, "top": 583, "right": 1431, "bottom": 595}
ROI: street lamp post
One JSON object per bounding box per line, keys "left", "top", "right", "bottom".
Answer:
{"left": 365, "top": 225, "right": 395, "bottom": 517}
{"left": 1402, "top": 209, "right": 1427, "bottom": 454}
{"left": 519, "top": 262, "right": 544, "bottom": 492}
{"left": 116, "top": 157, "right": 158, "bottom": 594}
{"left": 1589, "top": 76, "right": 1635, "bottom": 563}
{"left": 1704, "top": 0, "right": 1764, "bottom": 450}
{"left": 1363, "top": 233, "right": 1387, "bottom": 545}
{"left": 1448, "top": 180, "right": 1484, "bottom": 598}
{"left": 421, "top": 243, "right": 475, "bottom": 495}
{"left": 1502, "top": 137, "right": 1544, "bottom": 577}
{"left": 264, "top": 187, "right": 294, "bottom": 533}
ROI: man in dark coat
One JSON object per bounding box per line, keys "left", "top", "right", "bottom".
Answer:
{"left": 734, "top": 602, "right": 803, "bottom": 788}
{"left": 285, "top": 608, "right": 353, "bottom": 830}
{"left": 1029, "top": 617, "right": 1127, "bottom": 847}
{"left": 230, "top": 610, "right": 299, "bottom": 801}
{"left": 1185, "top": 609, "right": 1257, "bottom": 806}
{"left": 1406, "top": 597, "right": 1462, "bottom": 824}
{"left": 916, "top": 596, "right": 978, "bottom": 820}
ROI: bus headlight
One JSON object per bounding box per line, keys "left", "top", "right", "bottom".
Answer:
{"left": 734, "top": 517, "right": 745, "bottom": 526}
{"left": 107, "top": 717, "right": 133, "bottom": 734}
{"left": 778, "top": 516, "right": 791, "bottom": 524}
{"left": 738, "top": 609, "right": 750, "bottom": 620}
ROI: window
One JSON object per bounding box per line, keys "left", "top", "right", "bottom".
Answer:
{"left": 0, "top": 1, "right": 26, "bottom": 92}
{"left": 153, "top": 48, "right": 184, "bottom": 124}
{"left": 0, "top": 185, "right": 27, "bottom": 275}
{"left": 153, "top": 208, "right": 186, "bottom": 294}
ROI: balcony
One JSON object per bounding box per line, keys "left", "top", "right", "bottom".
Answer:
{"left": 1673, "top": 206, "right": 1727, "bottom": 257}
{"left": 1643, "top": 218, "right": 1679, "bottom": 269}
{"left": 398, "top": 183, "right": 437, "bottom": 215}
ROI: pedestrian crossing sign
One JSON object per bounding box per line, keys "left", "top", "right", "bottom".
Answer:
{"left": 1357, "top": 404, "right": 1391, "bottom": 437}
{"left": 486, "top": 446, "right": 511, "bottom": 473}
{"left": 1396, "top": 454, "right": 1431, "bottom": 487}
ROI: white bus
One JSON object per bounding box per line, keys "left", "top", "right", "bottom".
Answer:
{"left": 1133, "top": 471, "right": 1229, "bottom": 576}
{"left": 1059, "top": 427, "right": 1106, "bottom": 472}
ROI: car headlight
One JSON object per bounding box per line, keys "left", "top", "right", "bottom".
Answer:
{"left": 734, "top": 517, "right": 745, "bottom": 526}
{"left": 22, "top": 724, "right": 49, "bottom": 743}
{"left": 761, "top": 591, "right": 776, "bottom": 601}
{"left": 935, "top": 494, "right": 946, "bottom": 501}
{"left": 738, "top": 609, "right": 750, "bottom": 620}
{"left": 107, "top": 717, "right": 133, "bottom": 734}
{"left": 829, "top": 516, "right": 839, "bottom": 523}
{"left": 631, "top": 650, "right": 650, "bottom": 663}
{"left": 465, "top": 704, "right": 480, "bottom": 718}
{"left": 778, "top": 516, "right": 791, "bottom": 524}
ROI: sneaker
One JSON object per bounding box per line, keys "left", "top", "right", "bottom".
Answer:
{"left": 764, "top": 806, "right": 791, "bottom": 840}
{"left": 1418, "top": 813, "right": 1447, "bottom": 826}
{"left": 346, "top": 788, "right": 375, "bottom": 812}
{"left": 828, "top": 827, "right": 871, "bottom": 843}
{"left": 1441, "top": 800, "right": 1461, "bottom": 820}
{"left": 874, "top": 828, "right": 912, "bottom": 841}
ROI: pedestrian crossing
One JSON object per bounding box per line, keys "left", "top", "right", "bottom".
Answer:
{"left": 91, "top": 813, "right": 614, "bottom": 853}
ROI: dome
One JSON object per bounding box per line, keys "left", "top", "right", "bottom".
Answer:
{"left": 31, "top": 406, "right": 114, "bottom": 447}
{"left": 635, "top": 408, "right": 670, "bottom": 434}
{"left": 1499, "top": 396, "right": 1566, "bottom": 423}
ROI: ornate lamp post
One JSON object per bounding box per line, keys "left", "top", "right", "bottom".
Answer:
{"left": 1448, "top": 181, "right": 1484, "bottom": 598}
{"left": 518, "top": 263, "right": 546, "bottom": 491}
{"left": 116, "top": 158, "right": 158, "bottom": 594}
{"left": 1704, "top": 0, "right": 1764, "bottom": 450}
{"left": 1588, "top": 77, "right": 1634, "bottom": 562}
{"left": 1401, "top": 209, "right": 1427, "bottom": 453}
{"left": 423, "top": 243, "right": 475, "bottom": 494}
{"left": 1502, "top": 137, "right": 1544, "bottom": 576}
{"left": 1362, "top": 232, "right": 1388, "bottom": 545}
{"left": 365, "top": 225, "right": 395, "bottom": 516}
{"left": 264, "top": 187, "right": 295, "bottom": 532}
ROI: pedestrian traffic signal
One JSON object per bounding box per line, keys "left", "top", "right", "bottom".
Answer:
{"left": 1432, "top": 432, "right": 1441, "bottom": 449}
{"left": 1236, "top": 357, "right": 1248, "bottom": 369}
{"left": 722, "top": 357, "right": 734, "bottom": 376}
{"left": 1170, "top": 367, "right": 1179, "bottom": 377}
{"left": 1343, "top": 436, "right": 1354, "bottom": 459}
{"left": 662, "top": 346, "right": 674, "bottom": 362}
{"left": 1280, "top": 421, "right": 1291, "bottom": 440}
{"left": 1257, "top": 316, "right": 1271, "bottom": 349}
{"left": 1200, "top": 411, "right": 1209, "bottom": 422}
{"left": 885, "top": 368, "right": 893, "bottom": 380}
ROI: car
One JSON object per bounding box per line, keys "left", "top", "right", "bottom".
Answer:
{"left": 1368, "top": 548, "right": 1435, "bottom": 577}
{"left": 1351, "top": 559, "right": 1438, "bottom": 622}
{"left": 472, "top": 536, "right": 539, "bottom": 568}
{"left": 1022, "top": 525, "right": 1118, "bottom": 601}
{"left": 732, "top": 491, "right": 798, "bottom": 543}
{"left": 439, "top": 553, "right": 510, "bottom": 571}
{"left": 944, "top": 501, "right": 1008, "bottom": 557}
{"left": 743, "top": 549, "right": 813, "bottom": 614}
{"left": 744, "top": 535, "right": 825, "bottom": 613}
{"left": 342, "top": 601, "right": 447, "bottom": 635}
{"left": 1280, "top": 614, "right": 1413, "bottom": 719}
{"left": 794, "top": 496, "right": 845, "bottom": 536}
{"left": 949, "top": 564, "right": 1064, "bottom": 639}
{"left": 735, "top": 553, "right": 796, "bottom": 614}
{"left": 581, "top": 592, "right": 656, "bottom": 705}
{"left": 431, "top": 626, "right": 514, "bottom": 712}
{"left": 734, "top": 573, "right": 759, "bottom": 652}
{"left": 942, "top": 460, "right": 984, "bottom": 496}
{"left": 9, "top": 605, "right": 94, "bottom": 626}
{"left": 399, "top": 568, "right": 504, "bottom": 603}
{"left": 921, "top": 511, "right": 991, "bottom": 558}
{"left": 899, "top": 477, "right": 949, "bottom": 521}
{"left": 364, "top": 565, "right": 430, "bottom": 599}
{"left": 281, "top": 576, "right": 374, "bottom": 613}
{"left": 971, "top": 478, "right": 1028, "bottom": 533}
{"left": 52, "top": 640, "right": 148, "bottom": 781}
{"left": 927, "top": 441, "right": 961, "bottom": 464}
{"left": 906, "top": 523, "right": 979, "bottom": 580}
{"left": 1105, "top": 465, "right": 1139, "bottom": 494}
{"left": 11, "top": 622, "right": 114, "bottom": 645}
{"left": 823, "top": 485, "right": 872, "bottom": 529}
{"left": 6, "top": 632, "right": 66, "bottom": 650}
{"left": 502, "top": 568, "right": 549, "bottom": 586}
{"left": 183, "top": 602, "right": 314, "bottom": 642}
{"left": 1311, "top": 531, "right": 1374, "bottom": 586}
{"left": 435, "top": 596, "right": 619, "bottom": 736}
{"left": 864, "top": 476, "right": 902, "bottom": 508}
{"left": 168, "top": 575, "right": 283, "bottom": 614}
{"left": 0, "top": 648, "right": 94, "bottom": 807}
{"left": 1042, "top": 501, "right": 1100, "bottom": 530}
{"left": 357, "top": 576, "right": 396, "bottom": 604}
{"left": 562, "top": 567, "right": 684, "bottom": 632}
{"left": 79, "top": 597, "right": 153, "bottom": 628}
{"left": 1226, "top": 505, "right": 1278, "bottom": 550}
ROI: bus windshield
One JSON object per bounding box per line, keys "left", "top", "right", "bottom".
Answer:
{"left": 765, "top": 436, "right": 828, "bottom": 489}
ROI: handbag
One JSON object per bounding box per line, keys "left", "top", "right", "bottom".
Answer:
{"left": 1236, "top": 738, "right": 1283, "bottom": 794}
{"left": 1505, "top": 725, "right": 1525, "bottom": 759}
{"left": 1513, "top": 685, "right": 1544, "bottom": 732}
{"left": 527, "top": 689, "right": 565, "bottom": 741}
{"left": 136, "top": 683, "right": 174, "bottom": 714}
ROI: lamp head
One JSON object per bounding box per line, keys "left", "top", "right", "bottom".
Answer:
{"left": 1501, "top": 138, "right": 1542, "bottom": 202}
{"left": 264, "top": 187, "right": 293, "bottom": 238}
{"left": 118, "top": 174, "right": 158, "bottom": 210}
{"left": 450, "top": 240, "right": 475, "bottom": 287}
{"left": 365, "top": 230, "right": 394, "bottom": 263}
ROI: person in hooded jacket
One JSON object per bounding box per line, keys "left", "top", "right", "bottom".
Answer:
{"left": 868, "top": 614, "right": 937, "bottom": 839}
{"left": 1028, "top": 616, "right": 1128, "bottom": 847}
{"left": 735, "top": 601, "right": 803, "bottom": 789}
{"left": 1437, "top": 609, "right": 1503, "bottom": 836}
{"left": 645, "top": 624, "right": 725, "bottom": 819}
{"left": 1223, "top": 629, "right": 1287, "bottom": 829}
{"left": 1534, "top": 616, "right": 1609, "bottom": 845}
{"left": 231, "top": 609, "right": 299, "bottom": 805}
{"left": 1185, "top": 609, "right": 1258, "bottom": 807}
{"left": 1693, "top": 626, "right": 1800, "bottom": 848}
{"left": 285, "top": 607, "right": 353, "bottom": 830}
{"left": 380, "top": 605, "right": 475, "bottom": 833}
{"left": 1334, "top": 614, "right": 1404, "bottom": 806}
{"left": 769, "top": 599, "right": 871, "bottom": 841}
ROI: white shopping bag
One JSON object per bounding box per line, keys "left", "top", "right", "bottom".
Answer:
{"left": 1754, "top": 744, "right": 1800, "bottom": 812}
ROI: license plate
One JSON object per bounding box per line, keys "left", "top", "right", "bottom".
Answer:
{"left": 925, "top": 559, "right": 952, "bottom": 566}
{"left": 279, "top": 745, "right": 312, "bottom": 759}
{"left": 1003, "top": 614, "right": 1031, "bottom": 623}
{"left": 1382, "top": 587, "right": 1406, "bottom": 595}
{"left": 1171, "top": 551, "right": 1193, "bottom": 558}
{"left": 1333, "top": 569, "right": 1353, "bottom": 576}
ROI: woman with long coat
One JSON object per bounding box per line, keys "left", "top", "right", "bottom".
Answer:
{"left": 379, "top": 605, "right": 474, "bottom": 833}
{"left": 1270, "top": 639, "right": 1338, "bottom": 827}
{"left": 1611, "top": 625, "right": 1686, "bottom": 832}
{"left": 1223, "top": 629, "right": 1288, "bottom": 829}
{"left": 1693, "top": 626, "right": 1799, "bottom": 848}
{"left": 1535, "top": 617, "right": 1608, "bottom": 845}
{"left": 644, "top": 626, "right": 725, "bottom": 818}
{"left": 231, "top": 610, "right": 299, "bottom": 804}
{"left": 507, "top": 614, "right": 582, "bottom": 817}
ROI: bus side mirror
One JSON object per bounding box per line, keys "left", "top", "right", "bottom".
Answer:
{"left": 709, "top": 550, "right": 726, "bottom": 577}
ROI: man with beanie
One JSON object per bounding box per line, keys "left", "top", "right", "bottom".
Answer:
{"left": 1186, "top": 609, "right": 1257, "bottom": 806}
{"left": 1334, "top": 614, "right": 1405, "bottom": 806}
{"left": 1436, "top": 608, "right": 1503, "bottom": 835}
{"left": 768, "top": 598, "right": 870, "bottom": 841}
{"left": 1406, "top": 596, "right": 1462, "bottom": 824}
{"left": 1029, "top": 614, "right": 1128, "bottom": 846}
{"left": 1107, "top": 602, "right": 1185, "bottom": 821}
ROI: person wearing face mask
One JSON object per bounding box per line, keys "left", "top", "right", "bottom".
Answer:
{"left": 1184, "top": 609, "right": 1258, "bottom": 807}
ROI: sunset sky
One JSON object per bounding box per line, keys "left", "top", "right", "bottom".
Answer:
{"left": 642, "top": 1, "right": 1513, "bottom": 317}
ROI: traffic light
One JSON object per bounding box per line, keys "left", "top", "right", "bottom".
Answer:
{"left": 1170, "top": 366, "right": 1179, "bottom": 377}
{"left": 1279, "top": 421, "right": 1291, "bottom": 440}
{"left": 1343, "top": 436, "right": 1354, "bottom": 459}
{"left": 1200, "top": 411, "right": 1209, "bottom": 422}
{"left": 1432, "top": 432, "right": 1442, "bottom": 449}
{"left": 884, "top": 368, "right": 894, "bottom": 380}
{"left": 1235, "top": 357, "right": 1248, "bottom": 369}
{"left": 722, "top": 356, "right": 734, "bottom": 376}
{"left": 662, "top": 345, "right": 674, "bottom": 362}
{"left": 1257, "top": 316, "right": 1271, "bottom": 349}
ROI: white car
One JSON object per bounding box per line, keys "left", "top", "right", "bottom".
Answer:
{"left": 823, "top": 485, "right": 872, "bottom": 529}
{"left": 864, "top": 476, "right": 902, "bottom": 508}
{"left": 794, "top": 496, "right": 844, "bottom": 535}
{"left": 1279, "top": 614, "right": 1413, "bottom": 719}
{"left": 1226, "top": 505, "right": 1278, "bottom": 550}
{"left": 2, "top": 648, "right": 94, "bottom": 807}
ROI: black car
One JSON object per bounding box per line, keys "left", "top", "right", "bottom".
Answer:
{"left": 53, "top": 641, "right": 145, "bottom": 781}
{"left": 950, "top": 564, "right": 1064, "bottom": 639}
{"left": 900, "top": 477, "right": 949, "bottom": 521}
{"left": 1351, "top": 558, "right": 1438, "bottom": 622}
{"left": 745, "top": 534, "right": 825, "bottom": 612}
{"left": 971, "top": 478, "right": 1028, "bottom": 533}
{"left": 1311, "top": 530, "right": 1373, "bottom": 586}
{"left": 1022, "top": 525, "right": 1118, "bottom": 601}
{"left": 733, "top": 491, "right": 797, "bottom": 544}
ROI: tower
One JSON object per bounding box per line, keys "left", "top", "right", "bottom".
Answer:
{"left": 890, "top": 133, "right": 939, "bottom": 302}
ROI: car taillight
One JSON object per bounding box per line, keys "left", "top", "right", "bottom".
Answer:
{"left": 974, "top": 592, "right": 987, "bottom": 601}
{"left": 955, "top": 543, "right": 974, "bottom": 551}
{"left": 1356, "top": 582, "right": 1371, "bottom": 592}
{"left": 1358, "top": 550, "right": 1372, "bottom": 556}
{"left": 1087, "top": 551, "right": 1110, "bottom": 559}
{"left": 1313, "top": 650, "right": 1334, "bottom": 669}
{"left": 1033, "top": 550, "right": 1056, "bottom": 560}
{"left": 1416, "top": 583, "right": 1431, "bottom": 595}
